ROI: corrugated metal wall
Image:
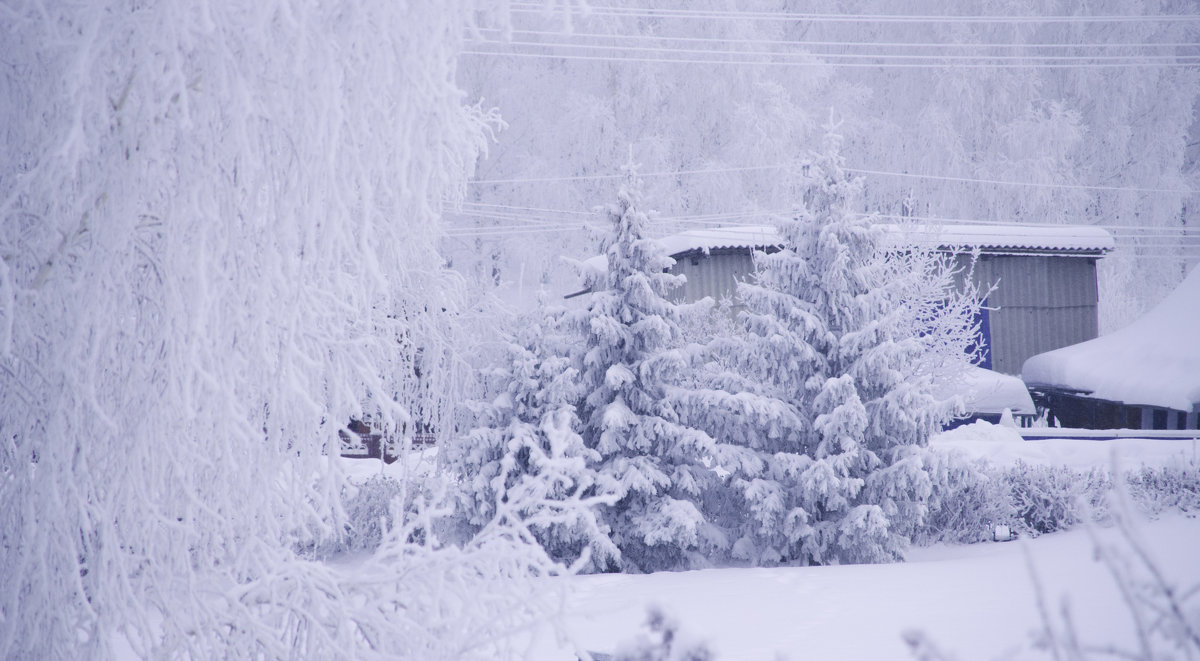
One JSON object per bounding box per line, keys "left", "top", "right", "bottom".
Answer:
{"left": 668, "top": 249, "right": 757, "bottom": 304}
{"left": 667, "top": 249, "right": 1102, "bottom": 378}
{"left": 960, "top": 254, "right": 1100, "bottom": 375}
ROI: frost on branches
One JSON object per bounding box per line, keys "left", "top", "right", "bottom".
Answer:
{"left": 565, "top": 158, "right": 730, "bottom": 572}
{"left": 0, "top": 2, "right": 566, "bottom": 659}
{"left": 699, "top": 129, "right": 974, "bottom": 566}
{"left": 444, "top": 317, "right": 620, "bottom": 570}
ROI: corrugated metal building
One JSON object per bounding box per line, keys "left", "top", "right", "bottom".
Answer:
{"left": 595, "top": 224, "right": 1113, "bottom": 376}
{"left": 960, "top": 252, "right": 1101, "bottom": 375}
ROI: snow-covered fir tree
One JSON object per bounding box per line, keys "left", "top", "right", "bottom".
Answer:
{"left": 445, "top": 317, "right": 620, "bottom": 570}
{"left": 695, "top": 127, "right": 966, "bottom": 566}
{"left": 566, "top": 155, "right": 728, "bottom": 572}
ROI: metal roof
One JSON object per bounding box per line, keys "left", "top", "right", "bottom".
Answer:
{"left": 579, "top": 223, "right": 1113, "bottom": 276}
{"left": 655, "top": 223, "right": 1115, "bottom": 257}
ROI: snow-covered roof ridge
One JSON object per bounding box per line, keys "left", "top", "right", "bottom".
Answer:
{"left": 577, "top": 222, "right": 1113, "bottom": 278}
{"left": 650, "top": 223, "right": 1114, "bottom": 258}
{"left": 1022, "top": 264, "right": 1200, "bottom": 412}
{"left": 880, "top": 223, "right": 1114, "bottom": 254}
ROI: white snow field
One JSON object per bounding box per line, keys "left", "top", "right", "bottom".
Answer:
{"left": 510, "top": 428, "right": 1200, "bottom": 660}
{"left": 526, "top": 512, "right": 1200, "bottom": 661}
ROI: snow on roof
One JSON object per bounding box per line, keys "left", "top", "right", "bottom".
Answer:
{"left": 577, "top": 222, "right": 1112, "bottom": 276}
{"left": 1022, "top": 265, "right": 1200, "bottom": 412}
{"left": 934, "top": 365, "right": 1036, "bottom": 416}
{"left": 878, "top": 223, "right": 1114, "bottom": 254}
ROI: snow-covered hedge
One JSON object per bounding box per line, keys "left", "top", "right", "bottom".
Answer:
{"left": 918, "top": 454, "right": 1200, "bottom": 543}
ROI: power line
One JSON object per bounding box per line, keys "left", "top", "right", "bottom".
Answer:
{"left": 456, "top": 200, "right": 595, "bottom": 216}
{"left": 462, "top": 48, "right": 1200, "bottom": 69}
{"left": 473, "top": 27, "right": 1200, "bottom": 52}
{"left": 509, "top": 3, "right": 1200, "bottom": 24}
{"left": 466, "top": 162, "right": 1196, "bottom": 195}
{"left": 449, "top": 199, "right": 1200, "bottom": 232}
{"left": 444, "top": 208, "right": 1200, "bottom": 245}
{"left": 846, "top": 167, "right": 1195, "bottom": 195}
{"left": 474, "top": 38, "right": 1200, "bottom": 63}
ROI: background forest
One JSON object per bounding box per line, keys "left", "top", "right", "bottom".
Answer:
{"left": 453, "top": 0, "right": 1200, "bottom": 334}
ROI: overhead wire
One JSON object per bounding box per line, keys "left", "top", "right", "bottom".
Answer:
{"left": 465, "top": 162, "right": 1195, "bottom": 195}
{"left": 471, "top": 27, "right": 1200, "bottom": 52}
{"left": 471, "top": 38, "right": 1199, "bottom": 64}
{"left": 448, "top": 201, "right": 1200, "bottom": 236}
{"left": 461, "top": 48, "right": 1200, "bottom": 69}
{"left": 508, "top": 3, "right": 1200, "bottom": 24}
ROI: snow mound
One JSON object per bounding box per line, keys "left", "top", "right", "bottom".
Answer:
{"left": 935, "top": 365, "right": 1035, "bottom": 415}
{"left": 1022, "top": 264, "right": 1200, "bottom": 412}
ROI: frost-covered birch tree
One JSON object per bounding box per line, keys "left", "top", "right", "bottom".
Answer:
{"left": 0, "top": 2, "right": 570, "bottom": 659}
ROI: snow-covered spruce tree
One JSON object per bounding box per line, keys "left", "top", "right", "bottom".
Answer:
{"left": 0, "top": 2, "right": 572, "bottom": 659}
{"left": 565, "top": 157, "right": 729, "bottom": 572}
{"left": 444, "top": 315, "right": 620, "bottom": 570}
{"left": 697, "top": 128, "right": 967, "bottom": 566}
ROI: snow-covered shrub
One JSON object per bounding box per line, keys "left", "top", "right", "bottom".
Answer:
{"left": 209, "top": 485, "right": 577, "bottom": 661}
{"left": 1125, "top": 460, "right": 1200, "bottom": 516}
{"left": 1004, "top": 462, "right": 1112, "bottom": 535}
{"left": 915, "top": 456, "right": 1200, "bottom": 545}
{"left": 690, "top": 126, "right": 978, "bottom": 565}
{"left": 332, "top": 474, "right": 407, "bottom": 555}
{"left": 916, "top": 451, "right": 1014, "bottom": 545}
{"left": 445, "top": 318, "right": 621, "bottom": 570}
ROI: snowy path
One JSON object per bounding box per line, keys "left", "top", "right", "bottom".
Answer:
{"left": 531, "top": 514, "right": 1200, "bottom": 660}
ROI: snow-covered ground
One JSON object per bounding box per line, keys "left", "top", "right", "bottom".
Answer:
{"left": 335, "top": 432, "right": 1199, "bottom": 661}
{"left": 512, "top": 427, "right": 1200, "bottom": 660}
{"left": 527, "top": 512, "right": 1200, "bottom": 660}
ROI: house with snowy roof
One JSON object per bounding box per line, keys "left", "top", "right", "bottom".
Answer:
{"left": 578, "top": 223, "right": 1113, "bottom": 377}
{"left": 1022, "top": 265, "right": 1200, "bottom": 431}
{"left": 572, "top": 222, "right": 1112, "bottom": 424}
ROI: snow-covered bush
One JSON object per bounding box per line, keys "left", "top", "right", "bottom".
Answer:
{"left": 914, "top": 454, "right": 1200, "bottom": 544}
{"left": 1125, "top": 461, "right": 1200, "bottom": 516}
{"left": 445, "top": 318, "right": 621, "bottom": 570}
{"left": 1023, "top": 488, "right": 1200, "bottom": 661}
{"left": 327, "top": 474, "right": 408, "bottom": 555}
{"left": 1004, "top": 462, "right": 1112, "bottom": 535}
{"left": 916, "top": 450, "right": 1014, "bottom": 545}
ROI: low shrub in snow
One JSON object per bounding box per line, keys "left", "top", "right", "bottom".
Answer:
{"left": 327, "top": 474, "right": 408, "bottom": 555}
{"left": 1125, "top": 461, "right": 1200, "bottom": 516}
{"left": 1003, "top": 461, "right": 1112, "bottom": 535}
{"left": 917, "top": 453, "right": 1200, "bottom": 544}
{"left": 917, "top": 451, "right": 1014, "bottom": 545}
